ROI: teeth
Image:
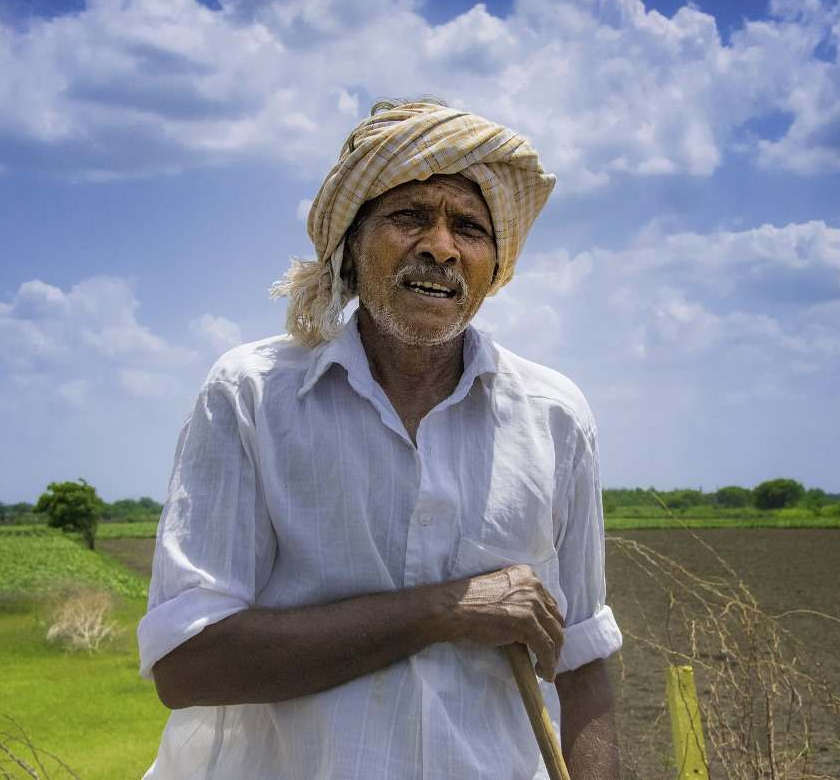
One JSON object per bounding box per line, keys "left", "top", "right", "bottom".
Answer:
{"left": 409, "top": 287, "right": 449, "bottom": 298}
{"left": 406, "top": 280, "right": 454, "bottom": 297}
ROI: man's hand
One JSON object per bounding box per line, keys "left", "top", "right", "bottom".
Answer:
{"left": 443, "top": 564, "right": 565, "bottom": 681}
{"left": 152, "top": 564, "right": 564, "bottom": 708}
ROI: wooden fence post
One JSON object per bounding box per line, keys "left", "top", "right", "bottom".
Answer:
{"left": 666, "top": 665, "right": 710, "bottom": 780}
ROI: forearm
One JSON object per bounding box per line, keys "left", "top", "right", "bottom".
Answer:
{"left": 555, "top": 659, "right": 620, "bottom": 780}
{"left": 153, "top": 583, "right": 458, "bottom": 709}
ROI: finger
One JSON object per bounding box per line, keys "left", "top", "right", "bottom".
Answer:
{"left": 534, "top": 601, "right": 564, "bottom": 660}
{"left": 526, "top": 622, "right": 557, "bottom": 681}
{"left": 535, "top": 580, "right": 564, "bottom": 626}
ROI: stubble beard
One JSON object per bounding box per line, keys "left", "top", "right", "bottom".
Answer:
{"left": 356, "top": 260, "right": 474, "bottom": 347}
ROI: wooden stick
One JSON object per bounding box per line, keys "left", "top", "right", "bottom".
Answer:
{"left": 504, "top": 643, "right": 571, "bottom": 780}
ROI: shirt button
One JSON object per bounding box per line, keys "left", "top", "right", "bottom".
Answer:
{"left": 418, "top": 513, "right": 432, "bottom": 527}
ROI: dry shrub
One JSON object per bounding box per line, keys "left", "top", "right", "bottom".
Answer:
{"left": 45, "top": 587, "right": 121, "bottom": 653}
{"left": 609, "top": 511, "right": 840, "bottom": 780}
{"left": 0, "top": 716, "right": 81, "bottom": 779}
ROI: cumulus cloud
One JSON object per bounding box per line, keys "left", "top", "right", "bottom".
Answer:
{"left": 119, "top": 368, "right": 182, "bottom": 398}
{"left": 477, "top": 219, "right": 840, "bottom": 375}
{"left": 58, "top": 378, "right": 90, "bottom": 407}
{"left": 295, "top": 198, "right": 313, "bottom": 221}
{"left": 472, "top": 217, "right": 840, "bottom": 488}
{"left": 1, "top": 0, "right": 838, "bottom": 185}
{"left": 0, "top": 275, "right": 196, "bottom": 401}
{"left": 190, "top": 312, "right": 242, "bottom": 352}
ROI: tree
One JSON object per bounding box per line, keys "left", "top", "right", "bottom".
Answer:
{"left": 137, "top": 496, "right": 161, "bottom": 512}
{"left": 715, "top": 486, "right": 752, "bottom": 508}
{"left": 804, "top": 488, "right": 827, "bottom": 515}
{"left": 35, "top": 478, "right": 104, "bottom": 550}
{"left": 753, "top": 478, "right": 805, "bottom": 511}
{"left": 664, "top": 489, "right": 704, "bottom": 510}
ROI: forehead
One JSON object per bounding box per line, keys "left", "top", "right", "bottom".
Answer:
{"left": 371, "top": 174, "right": 490, "bottom": 216}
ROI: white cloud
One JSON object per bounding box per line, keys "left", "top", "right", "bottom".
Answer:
{"left": 0, "top": 276, "right": 197, "bottom": 398}
{"left": 296, "top": 198, "right": 313, "bottom": 221}
{"left": 479, "top": 219, "right": 840, "bottom": 373}
{"left": 190, "top": 312, "right": 242, "bottom": 352}
{"left": 0, "top": 276, "right": 193, "bottom": 371}
{"left": 118, "top": 368, "right": 180, "bottom": 399}
{"left": 58, "top": 378, "right": 90, "bottom": 407}
{"left": 1, "top": 0, "right": 838, "bottom": 185}
{"left": 336, "top": 88, "right": 359, "bottom": 117}
{"left": 472, "top": 216, "right": 840, "bottom": 490}
{"left": 11, "top": 280, "right": 71, "bottom": 319}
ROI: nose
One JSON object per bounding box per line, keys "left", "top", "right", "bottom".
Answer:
{"left": 416, "top": 218, "right": 459, "bottom": 266}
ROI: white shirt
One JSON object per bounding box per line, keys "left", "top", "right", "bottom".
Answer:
{"left": 138, "top": 310, "right": 622, "bottom": 780}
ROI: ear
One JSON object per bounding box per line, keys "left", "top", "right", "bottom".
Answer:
{"left": 340, "top": 237, "right": 358, "bottom": 292}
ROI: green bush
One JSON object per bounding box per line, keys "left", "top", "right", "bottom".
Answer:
{"left": 776, "top": 507, "right": 815, "bottom": 523}
{"left": 753, "top": 478, "right": 805, "bottom": 510}
{"left": 102, "top": 497, "right": 162, "bottom": 522}
{"left": 662, "top": 489, "right": 704, "bottom": 510}
{"left": 715, "top": 486, "right": 752, "bottom": 508}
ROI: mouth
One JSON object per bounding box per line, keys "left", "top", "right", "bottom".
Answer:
{"left": 401, "top": 279, "right": 459, "bottom": 299}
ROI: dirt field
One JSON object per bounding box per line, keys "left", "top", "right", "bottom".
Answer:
{"left": 99, "top": 537, "right": 156, "bottom": 578}
{"left": 101, "top": 530, "right": 840, "bottom": 779}
{"left": 606, "top": 529, "right": 840, "bottom": 779}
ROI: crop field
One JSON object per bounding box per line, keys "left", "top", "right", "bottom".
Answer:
{"left": 1, "top": 525, "right": 838, "bottom": 779}
{"left": 0, "top": 531, "right": 147, "bottom": 599}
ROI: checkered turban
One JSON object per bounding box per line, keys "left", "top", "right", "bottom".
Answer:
{"left": 271, "top": 101, "right": 555, "bottom": 346}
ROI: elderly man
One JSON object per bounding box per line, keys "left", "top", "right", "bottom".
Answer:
{"left": 139, "top": 100, "right": 622, "bottom": 780}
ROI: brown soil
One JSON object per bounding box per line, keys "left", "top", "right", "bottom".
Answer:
{"left": 98, "top": 538, "right": 157, "bottom": 578}
{"left": 606, "top": 529, "right": 840, "bottom": 779}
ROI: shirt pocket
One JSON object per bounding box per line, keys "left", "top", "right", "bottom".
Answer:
{"left": 449, "top": 536, "right": 568, "bottom": 620}
{"left": 448, "top": 536, "right": 568, "bottom": 685}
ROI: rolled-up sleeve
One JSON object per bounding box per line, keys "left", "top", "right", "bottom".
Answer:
{"left": 138, "top": 377, "right": 277, "bottom": 679}
{"left": 555, "top": 426, "right": 622, "bottom": 672}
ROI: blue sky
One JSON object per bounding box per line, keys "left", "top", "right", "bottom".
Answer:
{"left": 1, "top": 0, "right": 839, "bottom": 502}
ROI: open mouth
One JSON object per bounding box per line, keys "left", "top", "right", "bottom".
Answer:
{"left": 403, "top": 280, "right": 458, "bottom": 299}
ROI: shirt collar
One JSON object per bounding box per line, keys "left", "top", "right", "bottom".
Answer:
{"left": 297, "top": 308, "right": 498, "bottom": 400}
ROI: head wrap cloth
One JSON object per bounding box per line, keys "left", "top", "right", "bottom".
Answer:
{"left": 274, "top": 102, "right": 555, "bottom": 346}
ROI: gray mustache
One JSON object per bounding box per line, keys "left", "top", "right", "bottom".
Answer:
{"left": 390, "top": 263, "right": 468, "bottom": 304}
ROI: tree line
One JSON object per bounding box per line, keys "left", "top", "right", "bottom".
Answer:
{"left": 0, "top": 486, "right": 163, "bottom": 549}
{"left": 1, "top": 478, "right": 837, "bottom": 551}
{"left": 602, "top": 480, "right": 839, "bottom": 514}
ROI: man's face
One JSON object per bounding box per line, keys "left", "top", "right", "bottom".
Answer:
{"left": 348, "top": 174, "right": 497, "bottom": 346}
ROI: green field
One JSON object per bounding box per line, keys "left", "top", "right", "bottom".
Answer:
{"left": 96, "top": 521, "right": 159, "bottom": 540}
{"left": 604, "top": 513, "right": 840, "bottom": 530}
{"left": 0, "top": 532, "right": 148, "bottom": 599}
{"left": 0, "top": 527, "right": 163, "bottom": 779}
{"left": 0, "top": 595, "right": 168, "bottom": 780}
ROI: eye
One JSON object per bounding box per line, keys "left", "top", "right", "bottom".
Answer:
{"left": 457, "top": 218, "right": 490, "bottom": 237}
{"left": 388, "top": 209, "right": 428, "bottom": 226}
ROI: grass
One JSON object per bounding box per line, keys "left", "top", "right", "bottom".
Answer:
{"left": 0, "top": 533, "right": 148, "bottom": 599}
{"left": 0, "top": 522, "right": 159, "bottom": 540}
{"left": 0, "top": 595, "right": 168, "bottom": 780}
{"left": 605, "top": 513, "right": 840, "bottom": 530}
{"left": 96, "top": 521, "right": 158, "bottom": 540}
{"left": 0, "top": 528, "right": 163, "bottom": 778}
{"left": 5, "top": 507, "right": 839, "bottom": 544}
